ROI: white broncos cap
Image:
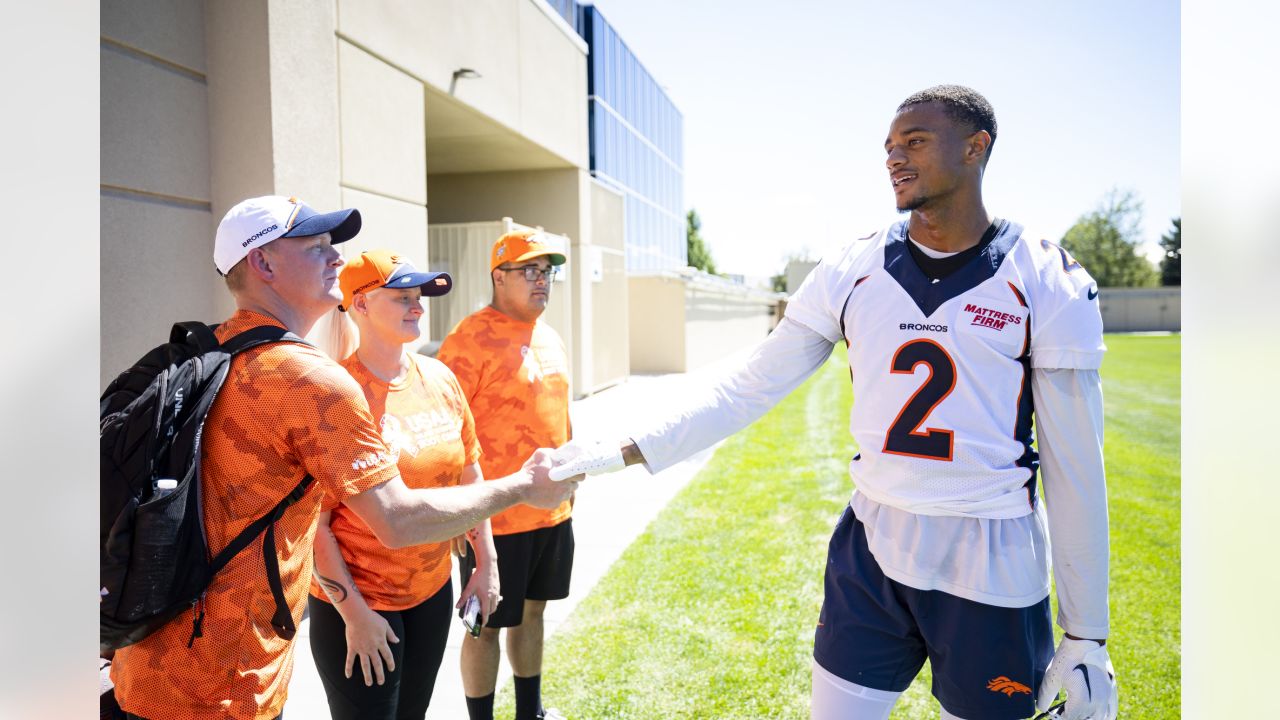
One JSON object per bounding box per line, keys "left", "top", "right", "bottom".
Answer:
{"left": 213, "top": 195, "right": 362, "bottom": 275}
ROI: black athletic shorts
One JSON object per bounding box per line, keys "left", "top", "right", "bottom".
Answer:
{"left": 813, "top": 505, "right": 1053, "bottom": 720}
{"left": 460, "top": 518, "right": 574, "bottom": 629}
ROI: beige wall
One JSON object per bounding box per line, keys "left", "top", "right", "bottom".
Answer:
{"left": 204, "top": 0, "right": 274, "bottom": 219}
{"left": 103, "top": 0, "right": 352, "bottom": 389}
{"left": 266, "top": 0, "right": 342, "bottom": 212}
{"left": 333, "top": 34, "right": 432, "bottom": 329}
{"left": 628, "top": 276, "right": 688, "bottom": 374}
{"left": 101, "top": 0, "right": 591, "bottom": 393}
{"left": 338, "top": 39, "right": 426, "bottom": 207}
{"left": 786, "top": 259, "right": 819, "bottom": 294}
{"left": 336, "top": 0, "right": 587, "bottom": 168}
{"left": 629, "top": 274, "right": 781, "bottom": 375}
{"left": 427, "top": 168, "right": 586, "bottom": 238}
{"left": 207, "top": 0, "right": 346, "bottom": 252}
{"left": 684, "top": 288, "right": 777, "bottom": 371}
{"left": 1098, "top": 287, "right": 1181, "bottom": 332}
{"left": 587, "top": 180, "right": 629, "bottom": 392}
{"left": 101, "top": 0, "right": 218, "bottom": 390}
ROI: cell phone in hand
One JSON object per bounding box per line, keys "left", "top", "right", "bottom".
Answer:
{"left": 461, "top": 594, "right": 482, "bottom": 637}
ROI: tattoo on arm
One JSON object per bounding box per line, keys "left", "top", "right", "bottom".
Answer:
{"left": 313, "top": 522, "right": 358, "bottom": 605}
{"left": 314, "top": 567, "right": 349, "bottom": 604}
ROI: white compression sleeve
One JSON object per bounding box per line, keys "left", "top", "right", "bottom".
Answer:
{"left": 631, "top": 318, "right": 836, "bottom": 473}
{"left": 811, "top": 660, "right": 900, "bottom": 720}
{"left": 1033, "top": 367, "right": 1110, "bottom": 639}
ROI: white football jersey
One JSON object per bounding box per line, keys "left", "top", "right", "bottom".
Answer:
{"left": 786, "top": 219, "right": 1105, "bottom": 519}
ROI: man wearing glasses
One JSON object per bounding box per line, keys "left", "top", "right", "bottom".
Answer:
{"left": 437, "top": 230, "right": 573, "bottom": 720}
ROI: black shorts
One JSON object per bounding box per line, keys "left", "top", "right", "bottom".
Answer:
{"left": 813, "top": 505, "right": 1053, "bottom": 720}
{"left": 460, "top": 519, "right": 574, "bottom": 628}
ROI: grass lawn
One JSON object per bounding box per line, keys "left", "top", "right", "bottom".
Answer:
{"left": 500, "top": 334, "right": 1180, "bottom": 719}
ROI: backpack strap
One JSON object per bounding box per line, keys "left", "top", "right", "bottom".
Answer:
{"left": 203, "top": 324, "right": 314, "bottom": 640}
{"left": 170, "top": 321, "right": 222, "bottom": 353}
{"left": 207, "top": 472, "right": 315, "bottom": 639}
{"left": 262, "top": 474, "right": 316, "bottom": 640}
{"left": 221, "top": 325, "right": 313, "bottom": 355}
{"left": 262, "top": 523, "right": 294, "bottom": 639}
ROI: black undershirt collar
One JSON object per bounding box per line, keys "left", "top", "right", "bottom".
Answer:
{"left": 906, "top": 220, "right": 1002, "bottom": 282}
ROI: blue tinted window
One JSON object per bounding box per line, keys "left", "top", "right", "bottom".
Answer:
{"left": 584, "top": 6, "right": 685, "bottom": 271}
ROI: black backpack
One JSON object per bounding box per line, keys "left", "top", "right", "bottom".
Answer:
{"left": 100, "top": 322, "right": 316, "bottom": 653}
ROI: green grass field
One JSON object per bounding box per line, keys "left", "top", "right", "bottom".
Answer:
{"left": 500, "top": 334, "right": 1180, "bottom": 719}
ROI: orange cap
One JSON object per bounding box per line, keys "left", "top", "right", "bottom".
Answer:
{"left": 489, "top": 230, "right": 567, "bottom": 272}
{"left": 338, "top": 249, "right": 452, "bottom": 311}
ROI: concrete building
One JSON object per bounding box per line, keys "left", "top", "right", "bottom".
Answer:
{"left": 101, "top": 0, "right": 624, "bottom": 396}
{"left": 101, "top": 0, "right": 789, "bottom": 397}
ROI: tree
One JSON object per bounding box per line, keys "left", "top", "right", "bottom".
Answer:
{"left": 770, "top": 270, "right": 787, "bottom": 293}
{"left": 686, "top": 208, "right": 717, "bottom": 275}
{"left": 1159, "top": 217, "right": 1180, "bottom": 286}
{"left": 1060, "top": 189, "right": 1159, "bottom": 288}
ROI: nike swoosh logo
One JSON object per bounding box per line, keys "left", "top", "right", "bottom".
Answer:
{"left": 1087, "top": 286, "right": 1099, "bottom": 301}
{"left": 1075, "top": 663, "right": 1093, "bottom": 700}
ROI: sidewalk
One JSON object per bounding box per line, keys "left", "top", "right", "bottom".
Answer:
{"left": 285, "top": 358, "right": 741, "bottom": 719}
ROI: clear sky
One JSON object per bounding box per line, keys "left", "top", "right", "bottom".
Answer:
{"left": 586, "top": 0, "right": 1180, "bottom": 282}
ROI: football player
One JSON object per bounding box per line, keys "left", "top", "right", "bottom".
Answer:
{"left": 552, "top": 85, "right": 1118, "bottom": 720}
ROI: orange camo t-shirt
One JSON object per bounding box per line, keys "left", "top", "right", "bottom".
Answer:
{"left": 110, "top": 310, "right": 400, "bottom": 720}
{"left": 310, "top": 353, "right": 482, "bottom": 610}
{"left": 437, "top": 306, "right": 571, "bottom": 535}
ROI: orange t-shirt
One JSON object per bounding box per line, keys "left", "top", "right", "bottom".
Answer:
{"left": 111, "top": 310, "right": 400, "bottom": 720}
{"left": 310, "top": 353, "right": 482, "bottom": 610}
{"left": 437, "top": 306, "right": 571, "bottom": 535}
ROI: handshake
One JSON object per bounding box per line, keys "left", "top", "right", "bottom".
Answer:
{"left": 518, "top": 439, "right": 632, "bottom": 509}
{"left": 548, "top": 438, "right": 630, "bottom": 481}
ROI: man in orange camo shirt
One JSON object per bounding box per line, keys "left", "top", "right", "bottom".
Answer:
{"left": 437, "top": 230, "right": 573, "bottom": 720}
{"left": 109, "top": 197, "right": 576, "bottom": 720}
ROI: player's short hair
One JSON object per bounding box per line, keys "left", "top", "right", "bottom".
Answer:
{"left": 222, "top": 259, "right": 248, "bottom": 292}
{"left": 897, "top": 85, "right": 998, "bottom": 164}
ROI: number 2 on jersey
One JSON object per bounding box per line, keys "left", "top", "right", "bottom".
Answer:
{"left": 882, "top": 339, "right": 956, "bottom": 461}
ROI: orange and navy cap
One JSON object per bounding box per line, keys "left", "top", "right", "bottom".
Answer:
{"left": 489, "top": 230, "right": 567, "bottom": 272}
{"left": 338, "top": 249, "right": 452, "bottom": 311}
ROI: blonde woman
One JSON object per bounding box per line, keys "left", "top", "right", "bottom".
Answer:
{"left": 308, "top": 249, "right": 500, "bottom": 720}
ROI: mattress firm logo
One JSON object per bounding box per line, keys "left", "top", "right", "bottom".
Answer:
{"left": 963, "top": 303, "right": 1022, "bottom": 331}
{"left": 242, "top": 224, "right": 279, "bottom": 247}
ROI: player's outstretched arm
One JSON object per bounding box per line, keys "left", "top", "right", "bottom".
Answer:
{"left": 612, "top": 318, "right": 837, "bottom": 476}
